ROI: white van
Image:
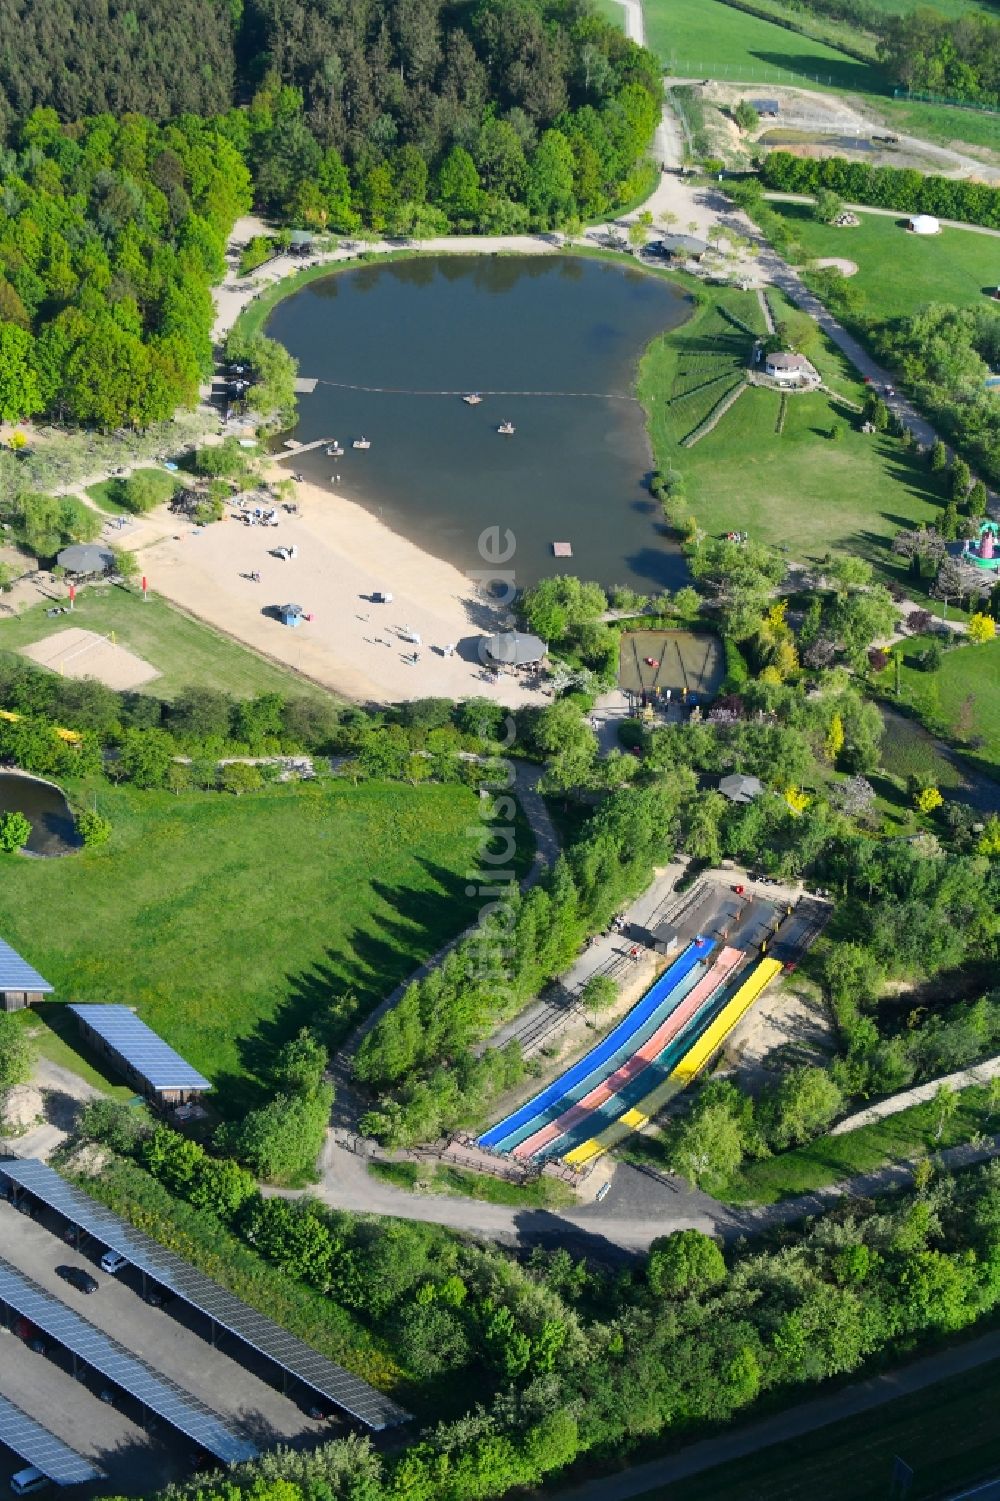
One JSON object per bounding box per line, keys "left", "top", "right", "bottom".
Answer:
{"left": 11, "top": 1467, "right": 49, "bottom": 1496}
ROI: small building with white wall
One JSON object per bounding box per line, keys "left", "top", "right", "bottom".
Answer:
{"left": 763, "top": 352, "right": 821, "bottom": 387}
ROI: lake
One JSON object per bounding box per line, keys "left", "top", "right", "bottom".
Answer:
{"left": 266, "top": 255, "right": 693, "bottom": 592}
{"left": 0, "top": 771, "right": 80, "bottom": 856}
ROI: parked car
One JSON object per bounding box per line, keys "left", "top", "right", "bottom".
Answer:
{"left": 56, "top": 1264, "right": 99, "bottom": 1295}
{"left": 100, "top": 1249, "right": 128, "bottom": 1275}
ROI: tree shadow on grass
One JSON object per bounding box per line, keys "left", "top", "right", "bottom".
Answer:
{"left": 30, "top": 1002, "right": 134, "bottom": 1093}
{"left": 750, "top": 50, "right": 888, "bottom": 93}
{"left": 215, "top": 859, "right": 483, "bottom": 1115}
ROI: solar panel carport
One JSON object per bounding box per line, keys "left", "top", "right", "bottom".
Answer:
{"left": 67, "top": 1006, "right": 211, "bottom": 1103}
{"left": 0, "top": 1258, "right": 256, "bottom": 1465}
{"left": 0, "top": 1392, "right": 103, "bottom": 1486}
{"left": 0, "top": 1160, "right": 410, "bottom": 1432}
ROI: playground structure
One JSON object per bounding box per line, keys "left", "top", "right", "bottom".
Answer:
{"left": 478, "top": 899, "right": 823, "bottom": 1171}
{"left": 617, "top": 630, "right": 724, "bottom": 711}
{"left": 0, "top": 708, "right": 81, "bottom": 744}
{"left": 962, "top": 521, "right": 1000, "bottom": 574}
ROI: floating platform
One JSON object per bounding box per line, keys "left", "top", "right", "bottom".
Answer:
{"left": 292, "top": 377, "right": 319, "bottom": 393}
{"left": 552, "top": 542, "right": 573, "bottom": 557}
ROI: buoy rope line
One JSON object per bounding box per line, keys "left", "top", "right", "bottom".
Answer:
{"left": 313, "top": 379, "right": 638, "bottom": 400}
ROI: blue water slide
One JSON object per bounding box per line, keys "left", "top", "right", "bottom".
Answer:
{"left": 540, "top": 977, "right": 738, "bottom": 1158}
{"left": 495, "top": 961, "right": 706, "bottom": 1153}
{"left": 477, "top": 937, "right": 712, "bottom": 1150}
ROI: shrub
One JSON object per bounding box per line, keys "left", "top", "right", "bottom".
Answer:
{"left": 647, "top": 1230, "right": 726, "bottom": 1297}
{"left": 0, "top": 810, "right": 31, "bottom": 852}
{"left": 76, "top": 809, "right": 111, "bottom": 847}
{"left": 219, "top": 762, "right": 265, "bottom": 795}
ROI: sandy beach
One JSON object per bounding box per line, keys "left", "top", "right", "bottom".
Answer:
{"left": 132, "top": 474, "right": 550, "bottom": 706}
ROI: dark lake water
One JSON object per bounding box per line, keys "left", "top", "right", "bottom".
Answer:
{"left": 266, "top": 255, "right": 693, "bottom": 591}
{"left": 0, "top": 771, "right": 79, "bottom": 856}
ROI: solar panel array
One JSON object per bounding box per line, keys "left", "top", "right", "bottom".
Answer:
{"left": 68, "top": 1006, "right": 211, "bottom": 1093}
{"left": 0, "top": 1161, "right": 410, "bottom": 1431}
{"left": 0, "top": 1391, "right": 103, "bottom": 1486}
{"left": 0, "top": 938, "right": 53, "bottom": 995}
{"left": 0, "top": 1258, "right": 257, "bottom": 1465}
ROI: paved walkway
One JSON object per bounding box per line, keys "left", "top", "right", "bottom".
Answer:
{"left": 551, "top": 1326, "right": 1000, "bottom": 1501}
{"left": 830, "top": 1054, "right": 1000, "bottom": 1135}
{"left": 302, "top": 1123, "right": 1000, "bottom": 1255}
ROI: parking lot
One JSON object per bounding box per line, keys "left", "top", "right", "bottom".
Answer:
{"left": 0, "top": 1199, "right": 330, "bottom": 1490}
{"left": 0, "top": 1325, "right": 183, "bottom": 1497}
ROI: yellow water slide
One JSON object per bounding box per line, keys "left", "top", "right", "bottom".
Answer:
{"left": 564, "top": 957, "right": 783, "bottom": 1168}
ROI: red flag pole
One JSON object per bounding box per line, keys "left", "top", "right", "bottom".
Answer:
{"left": 141, "top": 574, "right": 148, "bottom": 602}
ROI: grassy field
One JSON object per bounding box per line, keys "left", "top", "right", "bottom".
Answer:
{"left": 368, "top": 1159, "right": 577, "bottom": 1208}
{"left": 639, "top": 286, "right": 949, "bottom": 587}
{"left": 877, "top": 704, "right": 968, "bottom": 789}
{"left": 720, "top": 1084, "right": 995, "bottom": 1204}
{"left": 0, "top": 588, "right": 332, "bottom": 704}
{"left": 635, "top": 1354, "right": 1000, "bottom": 1501}
{"left": 770, "top": 202, "right": 1000, "bottom": 320}
{"left": 0, "top": 780, "right": 529, "bottom": 1110}
{"left": 875, "top": 95, "right": 1000, "bottom": 156}
{"left": 884, "top": 635, "right": 1000, "bottom": 779}
{"left": 644, "top": 0, "right": 887, "bottom": 91}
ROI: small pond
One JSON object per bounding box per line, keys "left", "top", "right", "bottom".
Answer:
{"left": 266, "top": 255, "right": 694, "bottom": 591}
{"left": 0, "top": 770, "right": 81, "bottom": 856}
{"left": 759, "top": 129, "right": 880, "bottom": 154}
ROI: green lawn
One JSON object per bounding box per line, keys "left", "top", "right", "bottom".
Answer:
{"left": 634, "top": 1354, "right": 1000, "bottom": 1501}
{"left": 0, "top": 588, "right": 332, "bottom": 703}
{"left": 720, "top": 1084, "right": 994, "bottom": 1204}
{"left": 86, "top": 468, "right": 177, "bottom": 515}
{"left": 770, "top": 202, "right": 1000, "bottom": 320}
{"left": 0, "top": 780, "right": 530, "bottom": 1110}
{"left": 884, "top": 635, "right": 1000, "bottom": 779}
{"left": 639, "top": 287, "right": 949, "bottom": 587}
{"left": 644, "top": 0, "right": 888, "bottom": 92}
{"left": 368, "top": 1159, "right": 577, "bottom": 1208}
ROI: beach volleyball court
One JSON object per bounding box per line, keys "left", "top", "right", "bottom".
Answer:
{"left": 21, "top": 627, "right": 160, "bottom": 690}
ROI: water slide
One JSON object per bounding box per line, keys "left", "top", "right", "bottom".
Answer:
{"left": 497, "top": 960, "right": 708, "bottom": 1156}
{"left": 476, "top": 938, "right": 711, "bottom": 1152}
{"left": 513, "top": 946, "right": 743, "bottom": 1161}
{"left": 563, "top": 957, "right": 784, "bottom": 1168}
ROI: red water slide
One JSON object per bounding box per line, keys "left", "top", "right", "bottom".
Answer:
{"left": 512, "top": 945, "right": 744, "bottom": 1161}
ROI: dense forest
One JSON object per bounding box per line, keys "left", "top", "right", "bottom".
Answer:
{"left": 0, "top": 111, "right": 250, "bottom": 430}
{"left": 0, "top": 0, "right": 662, "bottom": 233}
{"left": 0, "top": 0, "right": 658, "bottom": 431}
{"left": 0, "top": 0, "right": 237, "bottom": 126}
{"left": 878, "top": 6, "right": 1000, "bottom": 105}
{"left": 227, "top": 0, "right": 662, "bottom": 232}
